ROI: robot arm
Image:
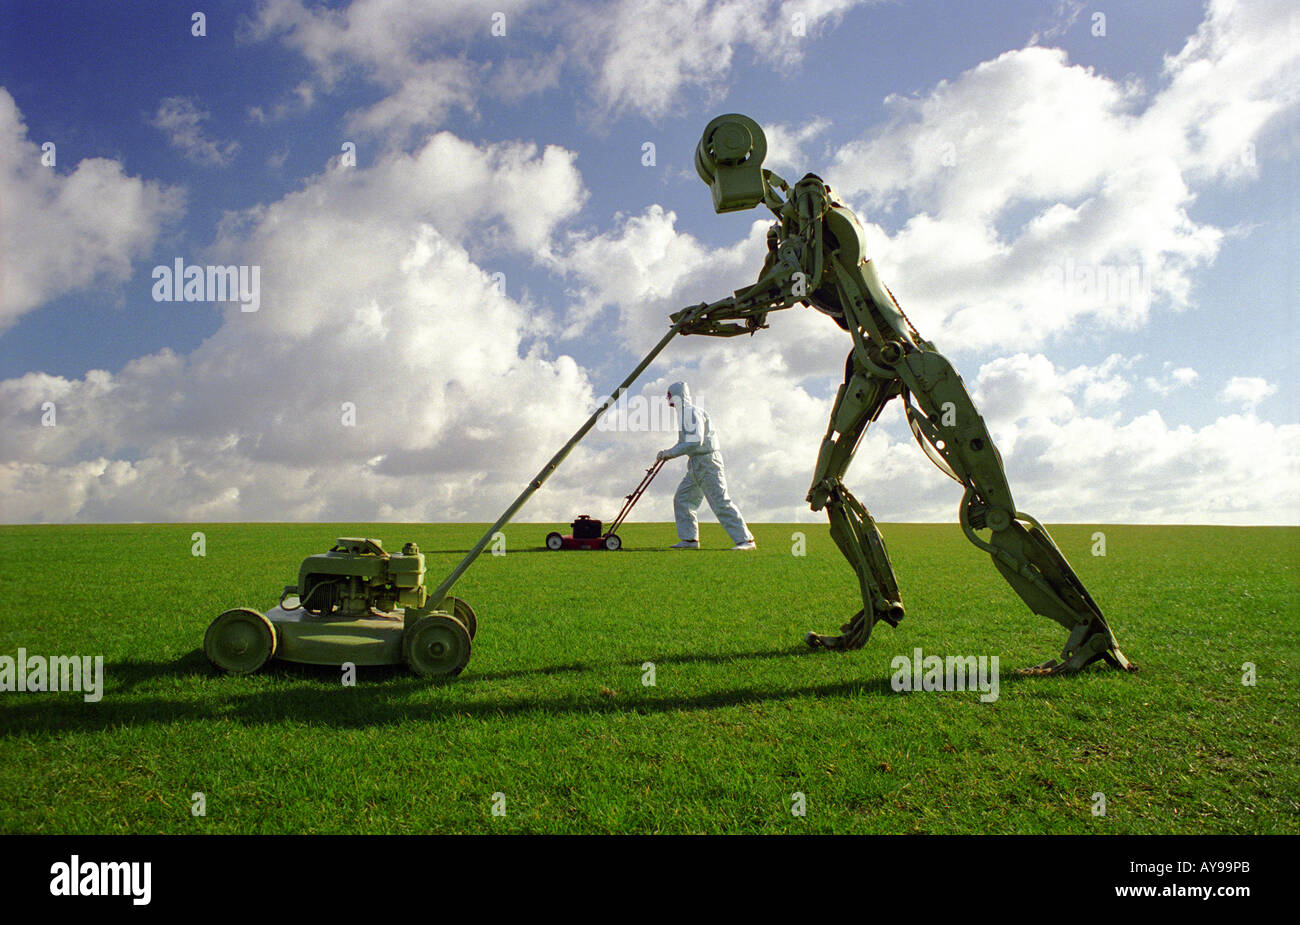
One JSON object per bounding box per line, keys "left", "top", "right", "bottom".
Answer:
{"left": 668, "top": 265, "right": 805, "bottom": 337}
{"left": 676, "top": 174, "right": 826, "bottom": 340}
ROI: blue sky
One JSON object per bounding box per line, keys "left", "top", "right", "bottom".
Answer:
{"left": 0, "top": 0, "right": 1296, "bottom": 525}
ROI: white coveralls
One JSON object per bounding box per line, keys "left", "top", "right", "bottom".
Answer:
{"left": 659, "top": 382, "right": 753, "bottom": 545}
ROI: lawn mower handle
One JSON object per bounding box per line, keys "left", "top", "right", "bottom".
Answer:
{"left": 605, "top": 457, "right": 666, "bottom": 537}
{"left": 427, "top": 304, "right": 715, "bottom": 605}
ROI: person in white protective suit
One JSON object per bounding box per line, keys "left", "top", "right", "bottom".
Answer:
{"left": 656, "top": 381, "right": 757, "bottom": 550}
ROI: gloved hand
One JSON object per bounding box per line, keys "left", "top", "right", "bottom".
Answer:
{"left": 656, "top": 450, "right": 668, "bottom": 461}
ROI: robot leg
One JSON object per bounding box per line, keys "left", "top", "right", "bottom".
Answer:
{"left": 806, "top": 481, "right": 907, "bottom": 651}
{"left": 964, "top": 492, "right": 1135, "bottom": 674}
{"left": 804, "top": 352, "right": 905, "bottom": 651}
{"left": 892, "top": 346, "right": 1136, "bottom": 674}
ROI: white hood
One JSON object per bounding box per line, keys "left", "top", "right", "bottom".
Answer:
{"left": 662, "top": 381, "right": 717, "bottom": 458}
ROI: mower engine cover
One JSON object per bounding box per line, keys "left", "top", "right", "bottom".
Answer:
{"left": 571, "top": 516, "right": 603, "bottom": 539}
{"left": 292, "top": 537, "right": 427, "bottom": 618}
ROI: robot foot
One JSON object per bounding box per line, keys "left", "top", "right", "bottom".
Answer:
{"left": 805, "top": 604, "right": 904, "bottom": 651}
{"left": 805, "top": 630, "right": 851, "bottom": 651}
{"left": 1015, "top": 619, "right": 1138, "bottom": 676}
{"left": 804, "top": 610, "right": 867, "bottom": 650}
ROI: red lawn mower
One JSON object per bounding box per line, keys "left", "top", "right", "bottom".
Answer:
{"left": 545, "top": 458, "right": 665, "bottom": 551}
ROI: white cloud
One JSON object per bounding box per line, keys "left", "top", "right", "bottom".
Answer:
{"left": 825, "top": 44, "right": 1230, "bottom": 349}
{"left": 238, "top": 130, "right": 587, "bottom": 267}
{"left": 1006, "top": 408, "right": 1299, "bottom": 525}
{"left": 547, "top": 0, "right": 1300, "bottom": 528}
{"left": 567, "top": 300, "right": 1298, "bottom": 528}
{"left": 488, "top": 50, "right": 567, "bottom": 104}
{"left": 6, "top": 2, "right": 1296, "bottom": 528}
{"left": 561, "top": 205, "right": 771, "bottom": 342}
{"left": 1145, "top": 363, "right": 1199, "bottom": 395}
{"left": 151, "top": 96, "right": 240, "bottom": 167}
{"left": 247, "top": 81, "right": 315, "bottom": 124}
{"left": 560, "top": 204, "right": 865, "bottom": 386}
{"left": 0, "top": 131, "right": 597, "bottom": 523}
{"left": 597, "top": 344, "right": 1300, "bottom": 528}
{"left": 0, "top": 89, "right": 184, "bottom": 332}
{"left": 763, "top": 117, "right": 831, "bottom": 177}
{"left": 968, "top": 356, "right": 1298, "bottom": 524}
{"left": 340, "top": 60, "right": 480, "bottom": 141}
{"left": 1148, "top": 0, "right": 1300, "bottom": 182}
{"left": 1027, "top": 0, "right": 1086, "bottom": 45}
{"left": 244, "top": 0, "right": 531, "bottom": 140}
{"left": 569, "top": 0, "right": 868, "bottom": 119}
{"left": 822, "top": 0, "right": 1298, "bottom": 352}
{"left": 247, "top": 0, "right": 872, "bottom": 132}
{"left": 1220, "top": 375, "right": 1277, "bottom": 411}
{"left": 558, "top": 192, "right": 1300, "bottom": 525}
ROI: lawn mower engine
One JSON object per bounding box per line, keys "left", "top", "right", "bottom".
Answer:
{"left": 204, "top": 537, "right": 478, "bottom": 679}
{"left": 293, "top": 537, "right": 427, "bottom": 618}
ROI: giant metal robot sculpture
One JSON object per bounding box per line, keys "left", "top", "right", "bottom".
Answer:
{"left": 678, "top": 114, "right": 1135, "bottom": 675}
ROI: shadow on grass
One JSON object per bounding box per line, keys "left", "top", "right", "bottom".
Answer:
{"left": 0, "top": 644, "right": 1079, "bottom": 736}
{"left": 420, "top": 548, "right": 555, "bottom": 555}
{"left": 593, "top": 548, "right": 743, "bottom": 554}
{"left": 617, "top": 647, "right": 816, "bottom": 668}
{"left": 420, "top": 547, "right": 735, "bottom": 555}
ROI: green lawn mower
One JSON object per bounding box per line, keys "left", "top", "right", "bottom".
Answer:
{"left": 204, "top": 537, "right": 479, "bottom": 678}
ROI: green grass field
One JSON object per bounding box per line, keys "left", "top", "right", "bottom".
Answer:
{"left": 0, "top": 522, "right": 1295, "bottom": 834}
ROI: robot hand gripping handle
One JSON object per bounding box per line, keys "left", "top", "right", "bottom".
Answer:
{"left": 670, "top": 296, "right": 730, "bottom": 326}
{"left": 670, "top": 296, "right": 751, "bottom": 336}
{"left": 670, "top": 275, "right": 802, "bottom": 337}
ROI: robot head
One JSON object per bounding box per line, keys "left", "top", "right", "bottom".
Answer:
{"left": 695, "top": 114, "right": 768, "bottom": 213}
